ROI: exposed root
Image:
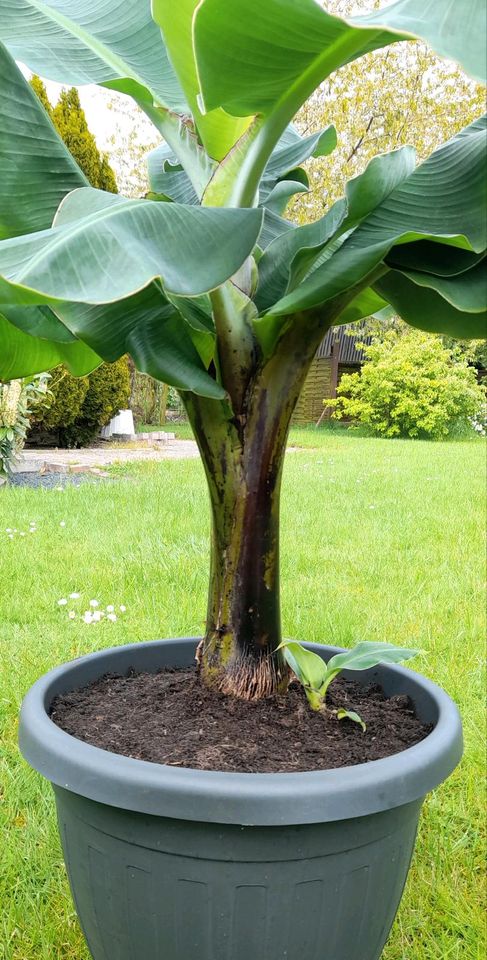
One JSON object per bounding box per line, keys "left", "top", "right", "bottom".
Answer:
{"left": 217, "top": 652, "right": 289, "bottom": 701}
{"left": 195, "top": 638, "right": 204, "bottom": 669}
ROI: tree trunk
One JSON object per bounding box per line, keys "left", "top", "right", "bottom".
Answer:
{"left": 183, "top": 306, "right": 339, "bottom": 698}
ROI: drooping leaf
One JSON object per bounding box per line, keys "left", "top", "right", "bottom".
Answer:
{"left": 336, "top": 709, "right": 366, "bottom": 733}
{"left": 0, "top": 311, "right": 101, "bottom": 379}
{"left": 332, "top": 287, "right": 390, "bottom": 327}
{"left": 264, "top": 117, "right": 486, "bottom": 329}
{"left": 373, "top": 271, "right": 487, "bottom": 339}
{"left": 3, "top": 285, "right": 224, "bottom": 397}
{"left": 0, "top": 188, "right": 264, "bottom": 305}
{"left": 388, "top": 261, "right": 487, "bottom": 313}
{"left": 385, "top": 240, "right": 485, "bottom": 277}
{"left": 0, "top": 303, "right": 75, "bottom": 343}
{"left": 0, "top": 0, "right": 186, "bottom": 111}
{"left": 0, "top": 43, "right": 87, "bottom": 239}
{"left": 123, "top": 310, "right": 223, "bottom": 397}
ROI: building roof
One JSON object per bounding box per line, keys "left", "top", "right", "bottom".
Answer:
{"left": 317, "top": 326, "right": 371, "bottom": 364}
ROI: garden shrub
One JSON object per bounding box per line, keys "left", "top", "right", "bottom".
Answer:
{"left": 31, "top": 359, "right": 131, "bottom": 447}
{"left": 62, "top": 358, "right": 131, "bottom": 447}
{"left": 31, "top": 367, "right": 89, "bottom": 432}
{"left": 0, "top": 375, "right": 50, "bottom": 477}
{"left": 331, "top": 328, "right": 485, "bottom": 439}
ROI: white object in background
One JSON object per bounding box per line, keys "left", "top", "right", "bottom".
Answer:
{"left": 100, "top": 409, "right": 135, "bottom": 438}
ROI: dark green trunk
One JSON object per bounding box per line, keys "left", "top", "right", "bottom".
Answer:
{"left": 183, "top": 304, "right": 339, "bottom": 698}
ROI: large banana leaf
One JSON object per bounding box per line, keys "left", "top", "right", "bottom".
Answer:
{"left": 194, "top": 0, "right": 485, "bottom": 125}
{"left": 0, "top": 42, "right": 87, "bottom": 239}
{"left": 0, "top": 312, "right": 101, "bottom": 379}
{"left": 2, "top": 280, "right": 224, "bottom": 396}
{"left": 147, "top": 147, "right": 200, "bottom": 205}
{"left": 259, "top": 117, "right": 486, "bottom": 346}
{"left": 0, "top": 188, "right": 263, "bottom": 305}
{"left": 51, "top": 286, "right": 223, "bottom": 397}
{"left": 374, "top": 272, "right": 487, "bottom": 339}
{"left": 0, "top": 0, "right": 185, "bottom": 111}
{"left": 255, "top": 146, "right": 416, "bottom": 314}
{"left": 152, "top": 0, "right": 252, "bottom": 161}
{"left": 0, "top": 0, "right": 218, "bottom": 193}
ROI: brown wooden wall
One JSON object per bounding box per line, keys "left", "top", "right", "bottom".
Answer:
{"left": 293, "top": 360, "right": 362, "bottom": 424}
{"left": 293, "top": 357, "right": 332, "bottom": 424}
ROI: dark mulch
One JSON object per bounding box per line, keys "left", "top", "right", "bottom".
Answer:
{"left": 50, "top": 667, "right": 431, "bottom": 774}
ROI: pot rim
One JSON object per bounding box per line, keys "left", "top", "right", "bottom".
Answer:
{"left": 19, "top": 637, "right": 462, "bottom": 826}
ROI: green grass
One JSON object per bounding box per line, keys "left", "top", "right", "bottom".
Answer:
{"left": 136, "top": 420, "right": 195, "bottom": 440}
{"left": 0, "top": 431, "right": 485, "bottom": 959}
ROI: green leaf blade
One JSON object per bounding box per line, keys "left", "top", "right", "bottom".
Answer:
{"left": 336, "top": 709, "right": 367, "bottom": 733}
{"left": 0, "top": 189, "right": 264, "bottom": 305}
{"left": 278, "top": 641, "right": 328, "bottom": 693}
{"left": 0, "top": 43, "right": 87, "bottom": 240}
{"left": 0, "top": 311, "right": 101, "bottom": 379}
{"left": 326, "top": 642, "right": 421, "bottom": 676}
{"left": 0, "top": 0, "right": 186, "bottom": 111}
{"left": 264, "top": 117, "right": 487, "bottom": 336}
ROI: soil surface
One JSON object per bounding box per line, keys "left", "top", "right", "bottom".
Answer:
{"left": 50, "top": 668, "right": 431, "bottom": 773}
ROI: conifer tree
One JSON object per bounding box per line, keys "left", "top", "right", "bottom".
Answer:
{"left": 29, "top": 75, "right": 54, "bottom": 121}
{"left": 98, "top": 153, "right": 118, "bottom": 193}
{"left": 30, "top": 79, "right": 117, "bottom": 192}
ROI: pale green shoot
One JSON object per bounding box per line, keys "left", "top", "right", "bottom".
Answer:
{"left": 278, "top": 640, "right": 421, "bottom": 728}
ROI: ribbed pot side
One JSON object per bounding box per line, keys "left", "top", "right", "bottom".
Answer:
{"left": 19, "top": 638, "right": 463, "bottom": 960}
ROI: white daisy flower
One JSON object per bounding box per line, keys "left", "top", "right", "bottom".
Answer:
{"left": 69, "top": 592, "right": 80, "bottom": 599}
{"left": 59, "top": 521, "right": 66, "bottom": 527}
{"left": 57, "top": 598, "right": 68, "bottom": 606}
{"left": 107, "top": 613, "right": 117, "bottom": 622}
{"left": 119, "top": 605, "right": 126, "bottom": 613}
{"left": 106, "top": 604, "right": 114, "bottom": 613}
{"left": 83, "top": 611, "right": 93, "bottom": 624}
{"left": 89, "top": 599, "right": 99, "bottom": 608}
{"left": 68, "top": 611, "right": 76, "bottom": 620}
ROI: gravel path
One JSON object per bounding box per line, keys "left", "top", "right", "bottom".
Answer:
{"left": 20, "top": 440, "right": 200, "bottom": 470}
{"left": 9, "top": 472, "right": 101, "bottom": 490}
{"left": 6, "top": 440, "right": 201, "bottom": 489}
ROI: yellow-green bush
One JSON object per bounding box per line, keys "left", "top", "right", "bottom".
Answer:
{"left": 331, "top": 329, "right": 485, "bottom": 439}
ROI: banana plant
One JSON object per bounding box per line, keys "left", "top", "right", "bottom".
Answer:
{"left": 0, "top": 0, "right": 485, "bottom": 699}
{"left": 278, "top": 640, "right": 421, "bottom": 728}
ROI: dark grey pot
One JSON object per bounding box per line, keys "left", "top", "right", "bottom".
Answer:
{"left": 19, "top": 638, "right": 462, "bottom": 960}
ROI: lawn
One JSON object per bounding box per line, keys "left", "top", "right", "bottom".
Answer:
{"left": 0, "top": 430, "right": 485, "bottom": 959}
